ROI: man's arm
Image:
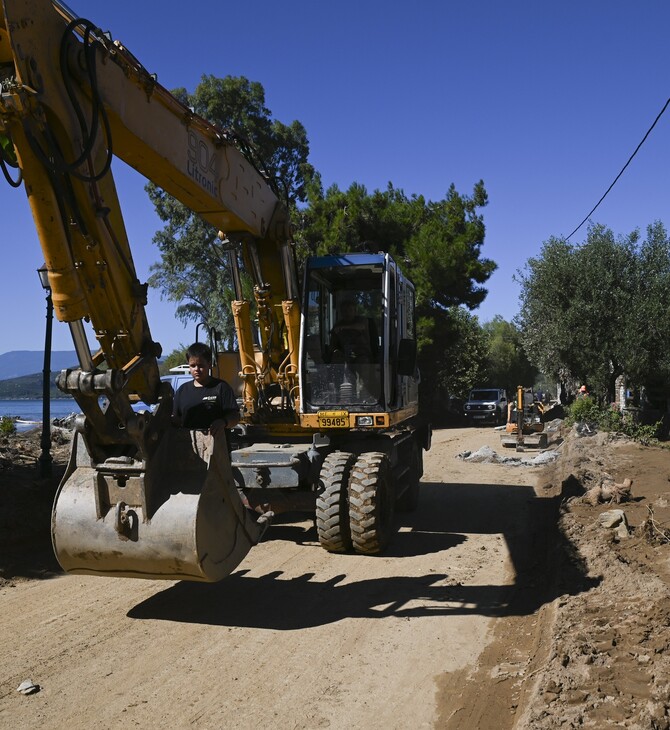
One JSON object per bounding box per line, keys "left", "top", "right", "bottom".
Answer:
{"left": 171, "top": 382, "right": 185, "bottom": 426}
{"left": 209, "top": 381, "right": 241, "bottom": 436}
{"left": 221, "top": 408, "right": 241, "bottom": 429}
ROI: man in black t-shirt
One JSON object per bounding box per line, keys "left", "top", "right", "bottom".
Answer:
{"left": 172, "top": 342, "right": 240, "bottom": 436}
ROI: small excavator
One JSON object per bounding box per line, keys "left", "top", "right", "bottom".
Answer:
{"left": 500, "top": 386, "right": 547, "bottom": 451}
{"left": 0, "top": 0, "right": 430, "bottom": 582}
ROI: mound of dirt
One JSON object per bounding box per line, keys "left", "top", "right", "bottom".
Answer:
{"left": 519, "top": 425, "right": 670, "bottom": 729}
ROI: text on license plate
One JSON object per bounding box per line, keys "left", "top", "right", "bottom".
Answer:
{"left": 317, "top": 411, "right": 349, "bottom": 428}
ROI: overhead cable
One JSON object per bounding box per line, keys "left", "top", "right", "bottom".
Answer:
{"left": 566, "top": 96, "right": 670, "bottom": 241}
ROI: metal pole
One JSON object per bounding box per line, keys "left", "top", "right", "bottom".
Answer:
{"left": 39, "top": 289, "right": 53, "bottom": 478}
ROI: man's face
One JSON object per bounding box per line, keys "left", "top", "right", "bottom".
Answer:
{"left": 188, "top": 356, "right": 211, "bottom": 385}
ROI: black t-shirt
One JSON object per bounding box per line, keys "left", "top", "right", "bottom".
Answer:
{"left": 172, "top": 377, "right": 240, "bottom": 430}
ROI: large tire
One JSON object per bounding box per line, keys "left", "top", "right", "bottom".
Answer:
{"left": 348, "top": 452, "right": 395, "bottom": 554}
{"left": 396, "top": 444, "right": 421, "bottom": 513}
{"left": 316, "top": 451, "right": 355, "bottom": 552}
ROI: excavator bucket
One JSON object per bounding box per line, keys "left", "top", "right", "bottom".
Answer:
{"left": 52, "top": 428, "right": 266, "bottom": 581}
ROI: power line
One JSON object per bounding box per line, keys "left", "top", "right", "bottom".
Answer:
{"left": 566, "top": 96, "right": 670, "bottom": 241}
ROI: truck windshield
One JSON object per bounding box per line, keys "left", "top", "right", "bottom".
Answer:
{"left": 470, "top": 390, "right": 499, "bottom": 401}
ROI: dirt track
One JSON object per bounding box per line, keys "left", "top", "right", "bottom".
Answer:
{"left": 1, "top": 425, "right": 668, "bottom": 729}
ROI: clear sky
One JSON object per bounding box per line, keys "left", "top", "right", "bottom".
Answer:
{"left": 2, "top": 0, "right": 669, "bottom": 354}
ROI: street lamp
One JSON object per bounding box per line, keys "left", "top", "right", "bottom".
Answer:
{"left": 37, "top": 264, "right": 53, "bottom": 478}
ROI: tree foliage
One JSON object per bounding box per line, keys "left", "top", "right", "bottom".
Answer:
{"left": 516, "top": 222, "right": 670, "bottom": 402}
{"left": 481, "top": 316, "right": 537, "bottom": 396}
{"left": 147, "top": 206, "right": 237, "bottom": 344}
{"left": 147, "top": 77, "right": 498, "bottom": 409}
{"left": 183, "top": 75, "right": 314, "bottom": 203}
{"left": 297, "top": 178, "right": 495, "bottom": 311}
{"left": 159, "top": 347, "right": 188, "bottom": 375}
{"left": 418, "top": 307, "right": 489, "bottom": 419}
{"left": 147, "top": 75, "right": 313, "bottom": 344}
{"left": 296, "top": 177, "right": 496, "bottom": 408}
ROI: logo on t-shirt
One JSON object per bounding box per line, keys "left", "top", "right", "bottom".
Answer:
{"left": 202, "top": 396, "right": 217, "bottom": 402}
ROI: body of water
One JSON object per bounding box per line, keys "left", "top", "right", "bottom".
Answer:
{"left": 0, "top": 398, "right": 80, "bottom": 423}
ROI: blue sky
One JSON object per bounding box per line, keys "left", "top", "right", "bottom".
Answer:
{"left": 2, "top": 0, "right": 669, "bottom": 354}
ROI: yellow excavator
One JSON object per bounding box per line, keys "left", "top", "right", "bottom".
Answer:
{"left": 0, "top": 0, "right": 430, "bottom": 581}
{"left": 500, "top": 386, "right": 547, "bottom": 451}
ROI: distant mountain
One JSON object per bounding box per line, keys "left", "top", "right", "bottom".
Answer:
{"left": 0, "top": 350, "right": 78, "bottom": 381}
{"left": 0, "top": 371, "right": 66, "bottom": 399}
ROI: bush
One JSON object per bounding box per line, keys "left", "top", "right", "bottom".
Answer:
{"left": 567, "top": 396, "right": 601, "bottom": 425}
{"left": 0, "top": 416, "right": 16, "bottom": 435}
{"left": 616, "top": 412, "right": 663, "bottom": 445}
{"left": 567, "top": 398, "right": 663, "bottom": 445}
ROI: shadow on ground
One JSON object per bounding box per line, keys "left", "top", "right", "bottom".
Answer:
{"left": 0, "top": 460, "right": 63, "bottom": 581}
{"left": 127, "top": 478, "right": 599, "bottom": 628}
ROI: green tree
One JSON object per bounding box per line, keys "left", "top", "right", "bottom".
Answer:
{"left": 296, "top": 178, "right": 496, "bottom": 411}
{"left": 516, "top": 222, "right": 670, "bottom": 403}
{"left": 418, "top": 307, "right": 489, "bottom": 421}
{"left": 185, "top": 75, "right": 314, "bottom": 202}
{"left": 297, "top": 179, "right": 495, "bottom": 311}
{"left": 481, "top": 316, "right": 537, "bottom": 397}
{"left": 147, "top": 75, "right": 313, "bottom": 344}
{"left": 621, "top": 221, "right": 670, "bottom": 387}
{"left": 159, "top": 347, "right": 188, "bottom": 375}
{"left": 147, "top": 209, "right": 237, "bottom": 344}
{"left": 406, "top": 182, "right": 494, "bottom": 312}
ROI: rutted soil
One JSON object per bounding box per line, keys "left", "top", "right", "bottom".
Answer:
{"left": 517, "top": 429, "right": 670, "bottom": 729}
{"left": 0, "top": 423, "right": 668, "bottom": 728}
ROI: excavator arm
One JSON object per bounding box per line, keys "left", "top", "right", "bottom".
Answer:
{"left": 0, "top": 0, "right": 299, "bottom": 580}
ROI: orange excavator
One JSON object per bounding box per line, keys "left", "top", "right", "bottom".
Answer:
{"left": 500, "top": 386, "right": 547, "bottom": 451}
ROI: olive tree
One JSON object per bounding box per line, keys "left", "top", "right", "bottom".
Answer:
{"left": 516, "top": 222, "right": 670, "bottom": 402}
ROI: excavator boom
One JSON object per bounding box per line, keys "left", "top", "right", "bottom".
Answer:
{"left": 0, "top": 0, "right": 294, "bottom": 580}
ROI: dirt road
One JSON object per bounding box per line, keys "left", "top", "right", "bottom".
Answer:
{"left": 0, "top": 427, "right": 573, "bottom": 729}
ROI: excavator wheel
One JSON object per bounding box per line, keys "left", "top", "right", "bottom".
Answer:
{"left": 316, "top": 451, "right": 355, "bottom": 552}
{"left": 396, "top": 443, "right": 422, "bottom": 512}
{"left": 348, "top": 452, "right": 395, "bottom": 554}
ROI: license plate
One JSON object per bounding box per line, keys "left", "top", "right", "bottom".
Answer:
{"left": 317, "top": 410, "right": 349, "bottom": 428}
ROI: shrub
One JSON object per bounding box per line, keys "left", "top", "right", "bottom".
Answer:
{"left": 618, "top": 415, "right": 663, "bottom": 446}
{"left": 567, "top": 396, "right": 601, "bottom": 425}
{"left": 567, "top": 398, "right": 663, "bottom": 445}
{"left": 0, "top": 416, "right": 16, "bottom": 435}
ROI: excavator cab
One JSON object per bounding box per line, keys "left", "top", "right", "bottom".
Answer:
{"left": 300, "top": 253, "right": 418, "bottom": 416}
